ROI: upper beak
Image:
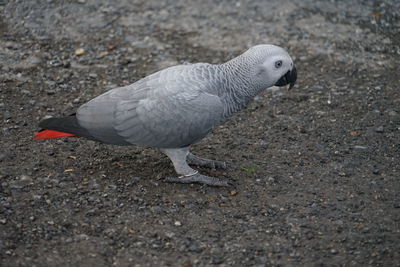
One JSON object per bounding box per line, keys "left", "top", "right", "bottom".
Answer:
{"left": 274, "top": 65, "right": 297, "bottom": 90}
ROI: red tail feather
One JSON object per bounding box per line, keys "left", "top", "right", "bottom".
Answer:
{"left": 35, "top": 129, "right": 79, "bottom": 139}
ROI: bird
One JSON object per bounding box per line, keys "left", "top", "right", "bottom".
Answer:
{"left": 35, "top": 44, "right": 297, "bottom": 187}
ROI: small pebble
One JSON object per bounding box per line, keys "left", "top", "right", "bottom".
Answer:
{"left": 375, "top": 126, "right": 384, "bottom": 133}
{"left": 74, "top": 234, "right": 89, "bottom": 241}
{"left": 75, "top": 48, "right": 86, "bottom": 56}
{"left": 353, "top": 145, "right": 368, "bottom": 150}
{"left": 43, "top": 115, "right": 53, "bottom": 120}
{"left": 98, "top": 51, "right": 108, "bottom": 57}
{"left": 21, "top": 89, "right": 32, "bottom": 96}
{"left": 20, "top": 174, "right": 31, "bottom": 181}
{"left": 5, "top": 41, "right": 19, "bottom": 49}
{"left": 29, "top": 56, "right": 42, "bottom": 65}
{"left": 229, "top": 190, "right": 238, "bottom": 196}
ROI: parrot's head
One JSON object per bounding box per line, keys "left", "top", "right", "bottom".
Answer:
{"left": 245, "top": 44, "right": 297, "bottom": 90}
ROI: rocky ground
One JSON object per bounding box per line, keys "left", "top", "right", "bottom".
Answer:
{"left": 0, "top": 0, "right": 399, "bottom": 266}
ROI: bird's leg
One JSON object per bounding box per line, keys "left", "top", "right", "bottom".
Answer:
{"left": 187, "top": 152, "right": 231, "bottom": 169}
{"left": 160, "top": 147, "right": 233, "bottom": 187}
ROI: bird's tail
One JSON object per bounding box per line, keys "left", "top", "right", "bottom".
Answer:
{"left": 34, "top": 129, "right": 78, "bottom": 139}
{"left": 34, "top": 114, "right": 92, "bottom": 140}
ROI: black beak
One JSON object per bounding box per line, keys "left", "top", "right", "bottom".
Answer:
{"left": 274, "top": 65, "right": 297, "bottom": 90}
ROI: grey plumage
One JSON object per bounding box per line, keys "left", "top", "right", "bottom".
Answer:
{"left": 75, "top": 64, "right": 224, "bottom": 148}
{"left": 38, "top": 44, "right": 297, "bottom": 186}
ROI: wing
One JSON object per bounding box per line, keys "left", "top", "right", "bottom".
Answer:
{"left": 76, "top": 64, "right": 224, "bottom": 148}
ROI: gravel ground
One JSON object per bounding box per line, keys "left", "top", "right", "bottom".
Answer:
{"left": 1, "top": 0, "right": 399, "bottom": 266}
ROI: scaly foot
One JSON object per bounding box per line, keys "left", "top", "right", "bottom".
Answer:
{"left": 187, "top": 153, "right": 232, "bottom": 169}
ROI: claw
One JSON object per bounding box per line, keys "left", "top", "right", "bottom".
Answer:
{"left": 178, "top": 170, "right": 199, "bottom": 178}
{"left": 164, "top": 173, "right": 234, "bottom": 187}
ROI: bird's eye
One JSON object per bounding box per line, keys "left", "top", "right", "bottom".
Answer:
{"left": 275, "top": 60, "right": 283, "bottom": 68}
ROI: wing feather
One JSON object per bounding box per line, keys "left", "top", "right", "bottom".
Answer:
{"left": 76, "top": 64, "right": 223, "bottom": 148}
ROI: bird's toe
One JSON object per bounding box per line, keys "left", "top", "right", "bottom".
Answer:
{"left": 164, "top": 173, "right": 234, "bottom": 187}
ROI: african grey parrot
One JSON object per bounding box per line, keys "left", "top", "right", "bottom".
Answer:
{"left": 35, "top": 44, "right": 297, "bottom": 187}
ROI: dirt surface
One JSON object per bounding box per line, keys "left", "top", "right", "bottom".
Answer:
{"left": 1, "top": 0, "right": 399, "bottom": 266}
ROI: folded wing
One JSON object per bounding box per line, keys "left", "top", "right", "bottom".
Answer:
{"left": 76, "top": 64, "right": 223, "bottom": 148}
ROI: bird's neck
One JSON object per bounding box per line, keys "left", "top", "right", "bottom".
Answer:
{"left": 216, "top": 56, "right": 265, "bottom": 118}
